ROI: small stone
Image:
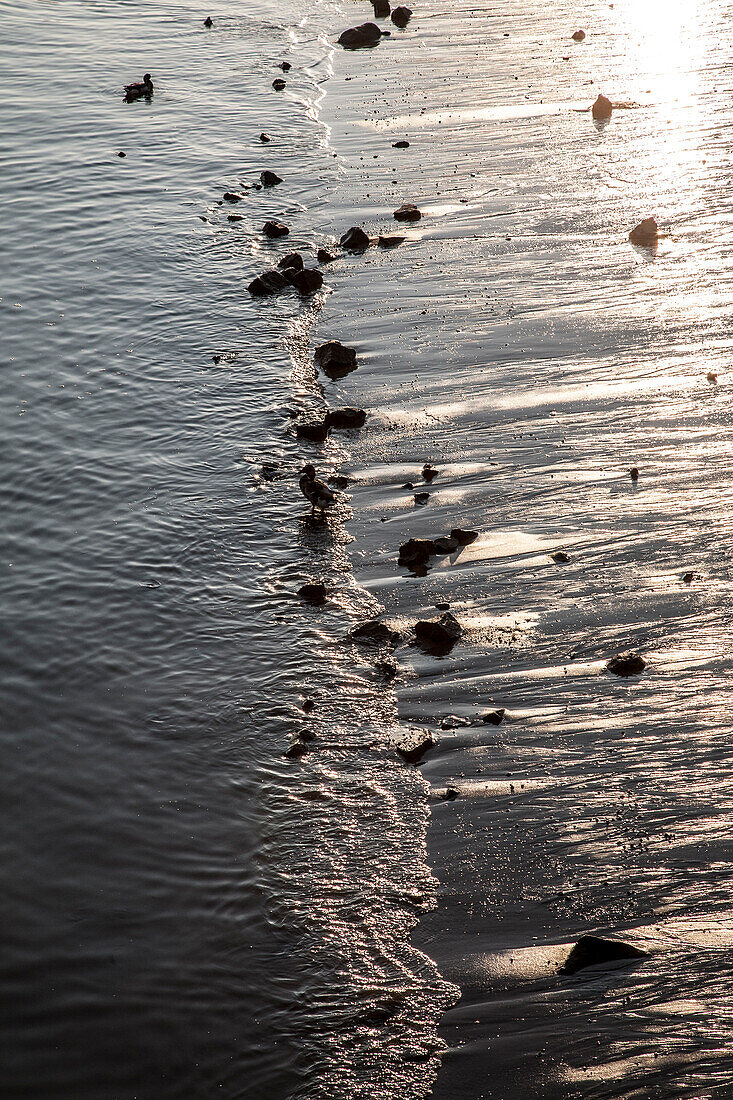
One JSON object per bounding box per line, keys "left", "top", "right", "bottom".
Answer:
{"left": 300, "top": 728, "right": 318, "bottom": 742}
{"left": 414, "top": 612, "right": 462, "bottom": 654}
{"left": 435, "top": 602, "right": 450, "bottom": 611}
{"left": 398, "top": 537, "right": 436, "bottom": 573}
{"left": 212, "top": 354, "right": 222, "bottom": 364}
{"left": 325, "top": 408, "right": 367, "bottom": 430}
{"left": 263, "top": 220, "right": 289, "bottom": 239}
{"left": 394, "top": 202, "right": 421, "bottom": 222}
{"left": 440, "top": 715, "right": 472, "bottom": 729}
{"left": 551, "top": 551, "right": 570, "bottom": 564}
{"left": 272, "top": 78, "right": 286, "bottom": 91}
{"left": 117, "top": 151, "right": 126, "bottom": 158}
{"left": 707, "top": 371, "right": 718, "bottom": 383}
{"left": 295, "top": 419, "right": 330, "bottom": 442}
{"left": 422, "top": 463, "right": 438, "bottom": 482}
{"left": 591, "top": 93, "right": 613, "bottom": 120}
{"left": 277, "top": 252, "right": 304, "bottom": 272}
{"left": 298, "top": 582, "right": 328, "bottom": 605}
{"left": 203, "top": 16, "right": 213, "bottom": 27}
{"left": 442, "top": 787, "right": 459, "bottom": 801}
{"left": 630, "top": 467, "right": 639, "bottom": 481}
{"left": 391, "top": 5, "right": 413, "bottom": 27}
{"left": 402, "top": 482, "right": 415, "bottom": 490}
{"left": 378, "top": 235, "right": 405, "bottom": 248}
{"left": 279, "top": 61, "right": 292, "bottom": 71}
{"left": 350, "top": 620, "right": 402, "bottom": 646}
{"left": 480, "top": 708, "right": 505, "bottom": 726}
{"left": 607, "top": 652, "right": 646, "bottom": 677}
{"left": 260, "top": 133, "right": 271, "bottom": 142}
{"left": 376, "top": 658, "right": 398, "bottom": 681}
{"left": 396, "top": 729, "right": 435, "bottom": 764}
{"left": 260, "top": 170, "right": 283, "bottom": 187}
{"left": 223, "top": 191, "right": 245, "bottom": 203}
{"left": 392, "top": 140, "right": 410, "bottom": 148}
{"left": 340, "top": 226, "right": 370, "bottom": 251}
{"left": 227, "top": 214, "right": 244, "bottom": 222}
{"left": 683, "top": 571, "right": 695, "bottom": 583}
{"left": 414, "top": 492, "right": 430, "bottom": 506}
{"left": 314, "top": 341, "right": 358, "bottom": 378}
{"left": 629, "top": 217, "right": 659, "bottom": 247}
{"left": 560, "top": 935, "right": 647, "bottom": 975}
{"left": 317, "top": 248, "right": 336, "bottom": 263}
{"left": 450, "top": 528, "right": 478, "bottom": 545}
{"left": 248, "top": 269, "right": 290, "bottom": 296}
{"left": 571, "top": 29, "right": 586, "bottom": 41}
{"left": 302, "top": 698, "right": 315, "bottom": 713}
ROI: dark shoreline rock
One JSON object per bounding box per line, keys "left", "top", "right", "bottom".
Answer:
{"left": 277, "top": 252, "right": 304, "bottom": 272}
{"left": 272, "top": 78, "right": 286, "bottom": 91}
{"left": 340, "top": 226, "right": 370, "bottom": 251}
{"left": 290, "top": 268, "right": 323, "bottom": 295}
{"left": 338, "top": 22, "right": 386, "bottom": 49}
{"left": 414, "top": 612, "right": 462, "bottom": 655}
{"left": 629, "top": 217, "right": 659, "bottom": 247}
{"left": 560, "top": 935, "right": 647, "bottom": 975}
{"left": 298, "top": 581, "right": 329, "bottom": 605}
{"left": 295, "top": 419, "right": 330, "bottom": 442}
{"left": 394, "top": 202, "right": 421, "bottom": 222}
{"left": 260, "top": 170, "right": 283, "bottom": 187}
{"left": 592, "top": 94, "right": 613, "bottom": 120}
{"left": 314, "top": 341, "right": 358, "bottom": 378}
{"left": 248, "top": 269, "right": 290, "bottom": 296}
{"left": 263, "top": 220, "right": 289, "bottom": 238}
{"left": 396, "top": 728, "right": 435, "bottom": 764}
{"left": 349, "top": 620, "right": 402, "bottom": 646}
{"left": 391, "top": 5, "right": 413, "bottom": 27}
{"left": 372, "top": 0, "right": 391, "bottom": 15}
{"left": 606, "top": 652, "right": 646, "bottom": 676}
{"left": 325, "top": 407, "right": 367, "bottom": 430}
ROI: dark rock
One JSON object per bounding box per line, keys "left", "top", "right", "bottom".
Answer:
{"left": 350, "top": 619, "right": 401, "bottom": 646}
{"left": 571, "top": 29, "right": 586, "bottom": 41}
{"left": 683, "top": 571, "right": 695, "bottom": 583}
{"left": 298, "top": 581, "right": 328, "bottom": 605}
{"left": 296, "top": 419, "right": 330, "bottom": 442}
{"left": 442, "top": 786, "right": 459, "bottom": 801}
{"left": 391, "top": 5, "right": 413, "bottom": 27}
{"left": 629, "top": 217, "right": 658, "bottom": 247}
{"left": 263, "top": 220, "right": 289, "bottom": 238}
{"left": 299, "top": 728, "right": 317, "bottom": 742}
{"left": 260, "top": 170, "right": 283, "bottom": 187}
{"left": 279, "top": 61, "right": 292, "bottom": 71}
{"left": 560, "top": 935, "right": 647, "bottom": 975}
{"left": 451, "top": 528, "right": 478, "bottom": 545}
{"left": 272, "top": 78, "right": 286, "bottom": 91}
{"left": 372, "top": 0, "right": 391, "bottom": 15}
{"left": 591, "top": 93, "right": 613, "bottom": 120}
{"left": 551, "top": 550, "right": 570, "bottom": 564}
{"left": 117, "top": 151, "right": 126, "bottom": 158}
{"left": 317, "top": 248, "right": 336, "bottom": 264}
{"left": 227, "top": 214, "right": 244, "bottom": 222}
{"left": 402, "top": 482, "right": 415, "bottom": 490}
{"left": 398, "top": 537, "right": 436, "bottom": 572}
{"left": 607, "top": 652, "right": 646, "bottom": 677}
{"left": 302, "top": 698, "right": 315, "bottom": 713}
{"left": 284, "top": 740, "right": 310, "bottom": 759}
{"left": 314, "top": 340, "right": 358, "bottom": 378}
{"left": 260, "top": 133, "right": 271, "bottom": 142}
{"left": 325, "top": 407, "right": 367, "bottom": 430}
{"left": 422, "top": 463, "right": 438, "bottom": 482}
{"left": 204, "top": 16, "right": 213, "bottom": 27}
{"left": 414, "top": 612, "right": 462, "bottom": 654}
{"left": 331, "top": 474, "right": 349, "bottom": 490}
{"left": 223, "top": 191, "right": 245, "bottom": 203}
{"left": 392, "top": 140, "right": 410, "bottom": 148}
{"left": 376, "top": 658, "right": 398, "bottom": 681}
{"left": 248, "top": 269, "right": 290, "bottom": 296}
{"left": 340, "top": 226, "right": 370, "bottom": 251}
{"left": 630, "top": 466, "right": 639, "bottom": 481}
{"left": 277, "top": 252, "right": 304, "bottom": 272}
{"left": 440, "top": 715, "right": 472, "bottom": 729}
{"left": 338, "top": 22, "right": 384, "bottom": 49}
{"left": 396, "top": 729, "right": 435, "bottom": 764}
{"left": 433, "top": 535, "right": 459, "bottom": 554}
{"left": 394, "top": 202, "right": 421, "bottom": 222}
{"left": 414, "top": 492, "right": 430, "bottom": 506}
{"left": 435, "top": 602, "right": 450, "bottom": 611}
{"left": 212, "top": 354, "right": 222, "bottom": 364}
{"left": 378, "top": 235, "right": 405, "bottom": 248}
{"left": 290, "top": 268, "right": 323, "bottom": 296}
{"left": 480, "top": 708, "right": 505, "bottom": 726}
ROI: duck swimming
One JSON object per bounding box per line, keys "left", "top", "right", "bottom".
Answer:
{"left": 299, "top": 465, "right": 338, "bottom": 514}
{"left": 124, "top": 74, "right": 154, "bottom": 102}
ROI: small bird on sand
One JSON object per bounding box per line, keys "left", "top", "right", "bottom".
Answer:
{"left": 124, "top": 73, "right": 154, "bottom": 101}
{"left": 299, "top": 464, "right": 338, "bottom": 514}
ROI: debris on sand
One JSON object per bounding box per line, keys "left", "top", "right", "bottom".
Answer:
{"left": 591, "top": 93, "right": 613, "bottom": 120}
{"left": 414, "top": 612, "right": 462, "bottom": 654}
{"left": 629, "top": 217, "right": 658, "bottom": 246}
{"left": 560, "top": 935, "right": 647, "bottom": 975}
{"left": 606, "top": 652, "right": 646, "bottom": 677}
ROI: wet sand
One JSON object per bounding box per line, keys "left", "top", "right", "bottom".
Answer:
{"left": 313, "top": 0, "right": 733, "bottom": 1095}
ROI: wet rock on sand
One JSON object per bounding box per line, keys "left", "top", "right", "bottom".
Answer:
{"left": 396, "top": 728, "right": 435, "bottom": 764}
{"left": 314, "top": 340, "right": 358, "bottom": 377}
{"left": 223, "top": 191, "right": 245, "bottom": 203}
{"left": 606, "top": 652, "right": 646, "bottom": 676}
{"left": 480, "top": 708, "right": 506, "bottom": 725}
{"left": 551, "top": 550, "right": 570, "bottom": 564}
{"left": 414, "top": 612, "right": 462, "bottom": 654}
{"left": 630, "top": 466, "right": 639, "bottom": 481}
{"left": 629, "top": 217, "right": 658, "bottom": 246}
{"left": 248, "top": 269, "right": 290, "bottom": 296}
{"left": 378, "top": 235, "right": 405, "bottom": 249}
{"left": 340, "top": 226, "right": 370, "bottom": 251}
{"left": 272, "top": 78, "right": 286, "bottom": 91}
{"left": 560, "top": 935, "right": 647, "bottom": 975}
{"left": 298, "top": 581, "right": 329, "bottom": 605}
{"left": 451, "top": 527, "right": 478, "bottom": 545}
{"left": 422, "top": 463, "right": 438, "bottom": 482}
{"left": 325, "top": 408, "right": 367, "bottom": 430}
{"left": 317, "top": 248, "right": 336, "bottom": 263}
{"left": 227, "top": 214, "right": 243, "bottom": 222}
{"left": 394, "top": 203, "right": 421, "bottom": 222}
{"left": 289, "top": 268, "right": 323, "bottom": 295}
{"left": 277, "top": 252, "right": 304, "bottom": 271}
{"left": 392, "top": 140, "right": 410, "bottom": 148}
{"left": 372, "top": 0, "right": 391, "bottom": 15}
{"left": 391, "top": 6, "right": 413, "bottom": 27}
{"left": 260, "top": 170, "right": 283, "bottom": 187}
{"left": 414, "top": 492, "right": 430, "bottom": 506}
{"left": 571, "top": 29, "right": 586, "bottom": 40}
{"left": 284, "top": 740, "right": 310, "bottom": 760}
{"left": 591, "top": 94, "right": 613, "bottom": 120}
{"left": 263, "top": 220, "right": 289, "bottom": 238}
{"left": 296, "top": 418, "right": 330, "bottom": 442}
{"left": 349, "top": 619, "right": 402, "bottom": 646}
{"left": 203, "top": 16, "right": 213, "bottom": 27}
{"left": 433, "top": 535, "right": 459, "bottom": 554}
{"left": 260, "top": 133, "right": 271, "bottom": 142}
{"left": 338, "top": 22, "right": 387, "bottom": 49}
{"left": 398, "top": 537, "right": 436, "bottom": 573}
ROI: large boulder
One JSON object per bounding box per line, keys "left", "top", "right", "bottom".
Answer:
{"left": 338, "top": 22, "right": 385, "bottom": 49}
{"left": 290, "top": 268, "right": 323, "bottom": 295}
{"left": 560, "top": 935, "right": 647, "bottom": 975}
{"left": 414, "top": 612, "right": 462, "bottom": 654}
{"left": 314, "top": 340, "right": 358, "bottom": 377}
{"left": 340, "top": 226, "right": 371, "bottom": 251}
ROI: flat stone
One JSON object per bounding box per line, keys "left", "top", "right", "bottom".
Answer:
{"left": 433, "top": 535, "right": 459, "bottom": 554}
{"left": 227, "top": 214, "right": 244, "bottom": 222}
{"left": 607, "top": 652, "right": 646, "bottom": 676}
{"left": 394, "top": 202, "right": 421, "bottom": 222}
{"left": 378, "top": 235, "right": 406, "bottom": 248}
{"left": 392, "top": 140, "right": 410, "bottom": 148}
{"left": 223, "top": 191, "right": 245, "bottom": 202}
{"left": 560, "top": 935, "right": 647, "bottom": 975}
{"left": 551, "top": 550, "right": 570, "bottom": 564}
{"left": 350, "top": 619, "right": 402, "bottom": 646}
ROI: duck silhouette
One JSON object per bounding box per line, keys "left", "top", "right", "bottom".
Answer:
{"left": 299, "top": 465, "right": 338, "bottom": 514}
{"left": 124, "top": 74, "right": 154, "bottom": 102}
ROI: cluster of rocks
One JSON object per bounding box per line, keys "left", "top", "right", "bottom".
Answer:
{"left": 248, "top": 252, "right": 324, "bottom": 297}
{"left": 337, "top": 7, "right": 413, "bottom": 49}
{"left": 398, "top": 528, "right": 478, "bottom": 574}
